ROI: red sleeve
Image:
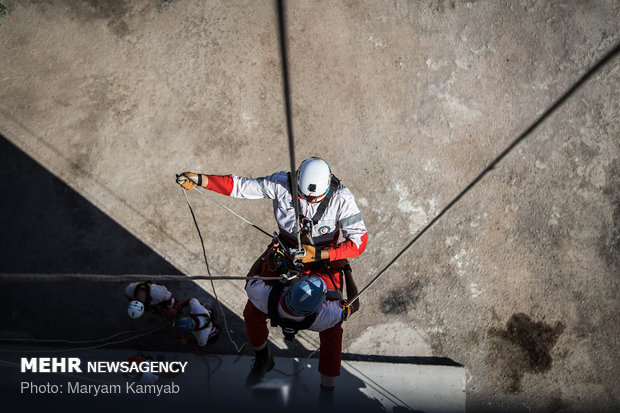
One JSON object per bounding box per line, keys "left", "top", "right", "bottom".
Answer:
{"left": 327, "top": 233, "right": 367, "bottom": 261}
{"left": 205, "top": 175, "right": 234, "bottom": 196}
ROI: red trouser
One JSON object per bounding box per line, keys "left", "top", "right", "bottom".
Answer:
{"left": 243, "top": 300, "right": 343, "bottom": 377}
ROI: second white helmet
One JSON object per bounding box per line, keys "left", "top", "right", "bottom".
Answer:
{"left": 297, "top": 157, "right": 331, "bottom": 201}
{"left": 128, "top": 300, "right": 145, "bottom": 319}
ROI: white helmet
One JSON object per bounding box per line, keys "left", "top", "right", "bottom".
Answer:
{"left": 128, "top": 300, "right": 145, "bottom": 319}
{"left": 297, "top": 157, "right": 331, "bottom": 202}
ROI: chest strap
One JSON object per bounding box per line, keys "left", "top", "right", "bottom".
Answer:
{"left": 288, "top": 173, "right": 341, "bottom": 225}
{"left": 192, "top": 313, "right": 212, "bottom": 331}
{"left": 133, "top": 281, "right": 152, "bottom": 307}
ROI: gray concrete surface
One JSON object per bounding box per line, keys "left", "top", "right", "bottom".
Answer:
{"left": 0, "top": 1, "right": 618, "bottom": 412}
{"left": 0, "top": 346, "right": 465, "bottom": 413}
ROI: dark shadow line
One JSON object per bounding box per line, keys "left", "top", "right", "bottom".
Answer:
{"left": 341, "top": 352, "right": 462, "bottom": 367}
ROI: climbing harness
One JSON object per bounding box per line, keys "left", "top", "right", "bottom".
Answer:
{"left": 131, "top": 281, "right": 152, "bottom": 308}
{"left": 340, "top": 301, "right": 353, "bottom": 322}
{"left": 321, "top": 264, "right": 344, "bottom": 301}
{"left": 192, "top": 313, "right": 212, "bottom": 331}
{"left": 267, "top": 245, "right": 289, "bottom": 273}
{"left": 300, "top": 217, "right": 314, "bottom": 245}
{"left": 265, "top": 236, "right": 298, "bottom": 275}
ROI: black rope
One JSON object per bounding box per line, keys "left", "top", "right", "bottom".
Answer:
{"left": 0, "top": 326, "right": 167, "bottom": 353}
{"left": 250, "top": 223, "right": 273, "bottom": 238}
{"left": 192, "top": 187, "right": 273, "bottom": 238}
{"left": 0, "top": 274, "right": 278, "bottom": 282}
{"left": 276, "top": 0, "right": 302, "bottom": 250}
{"left": 181, "top": 190, "right": 247, "bottom": 353}
{"left": 350, "top": 41, "right": 620, "bottom": 304}
{"left": 184, "top": 190, "right": 212, "bottom": 276}
{"left": 0, "top": 325, "right": 162, "bottom": 344}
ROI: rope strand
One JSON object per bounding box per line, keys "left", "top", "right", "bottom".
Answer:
{"left": 192, "top": 187, "right": 272, "bottom": 238}
{"left": 276, "top": 0, "right": 303, "bottom": 252}
{"left": 0, "top": 326, "right": 166, "bottom": 353}
{"left": 0, "top": 325, "right": 160, "bottom": 344}
{"left": 182, "top": 188, "right": 247, "bottom": 353}
{"left": 0, "top": 273, "right": 289, "bottom": 282}
{"left": 349, "top": 41, "right": 620, "bottom": 305}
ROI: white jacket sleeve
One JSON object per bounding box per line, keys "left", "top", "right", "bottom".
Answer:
{"left": 228, "top": 171, "right": 287, "bottom": 200}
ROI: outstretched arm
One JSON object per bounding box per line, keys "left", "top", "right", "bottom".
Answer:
{"left": 176, "top": 171, "right": 285, "bottom": 200}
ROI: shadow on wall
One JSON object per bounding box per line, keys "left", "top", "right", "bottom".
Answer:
{"left": 0, "top": 133, "right": 246, "bottom": 353}
{"left": 0, "top": 134, "right": 180, "bottom": 275}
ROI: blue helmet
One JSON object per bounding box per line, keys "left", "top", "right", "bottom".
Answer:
{"left": 174, "top": 317, "right": 196, "bottom": 333}
{"left": 284, "top": 275, "right": 327, "bottom": 316}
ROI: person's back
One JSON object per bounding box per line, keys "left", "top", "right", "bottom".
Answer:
{"left": 173, "top": 298, "right": 220, "bottom": 347}
{"left": 124, "top": 282, "right": 177, "bottom": 319}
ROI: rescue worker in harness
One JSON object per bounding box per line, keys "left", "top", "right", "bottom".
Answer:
{"left": 172, "top": 297, "right": 221, "bottom": 347}
{"left": 177, "top": 157, "right": 366, "bottom": 395}
{"left": 124, "top": 281, "right": 179, "bottom": 319}
{"left": 175, "top": 156, "right": 368, "bottom": 265}
{"left": 244, "top": 263, "right": 359, "bottom": 398}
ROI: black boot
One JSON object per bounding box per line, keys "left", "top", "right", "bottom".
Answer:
{"left": 318, "top": 384, "right": 335, "bottom": 409}
{"left": 245, "top": 346, "right": 275, "bottom": 388}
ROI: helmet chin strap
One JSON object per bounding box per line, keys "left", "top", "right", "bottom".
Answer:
{"left": 298, "top": 193, "right": 327, "bottom": 204}
{"left": 298, "top": 179, "right": 330, "bottom": 204}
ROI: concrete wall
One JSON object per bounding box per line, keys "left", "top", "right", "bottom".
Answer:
{"left": 0, "top": 1, "right": 618, "bottom": 411}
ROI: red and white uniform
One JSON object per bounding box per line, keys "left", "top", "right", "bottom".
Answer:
{"left": 205, "top": 171, "right": 368, "bottom": 260}
{"left": 245, "top": 279, "right": 343, "bottom": 332}
{"left": 124, "top": 282, "right": 176, "bottom": 309}
{"left": 187, "top": 298, "right": 217, "bottom": 347}
{"left": 243, "top": 268, "right": 345, "bottom": 377}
